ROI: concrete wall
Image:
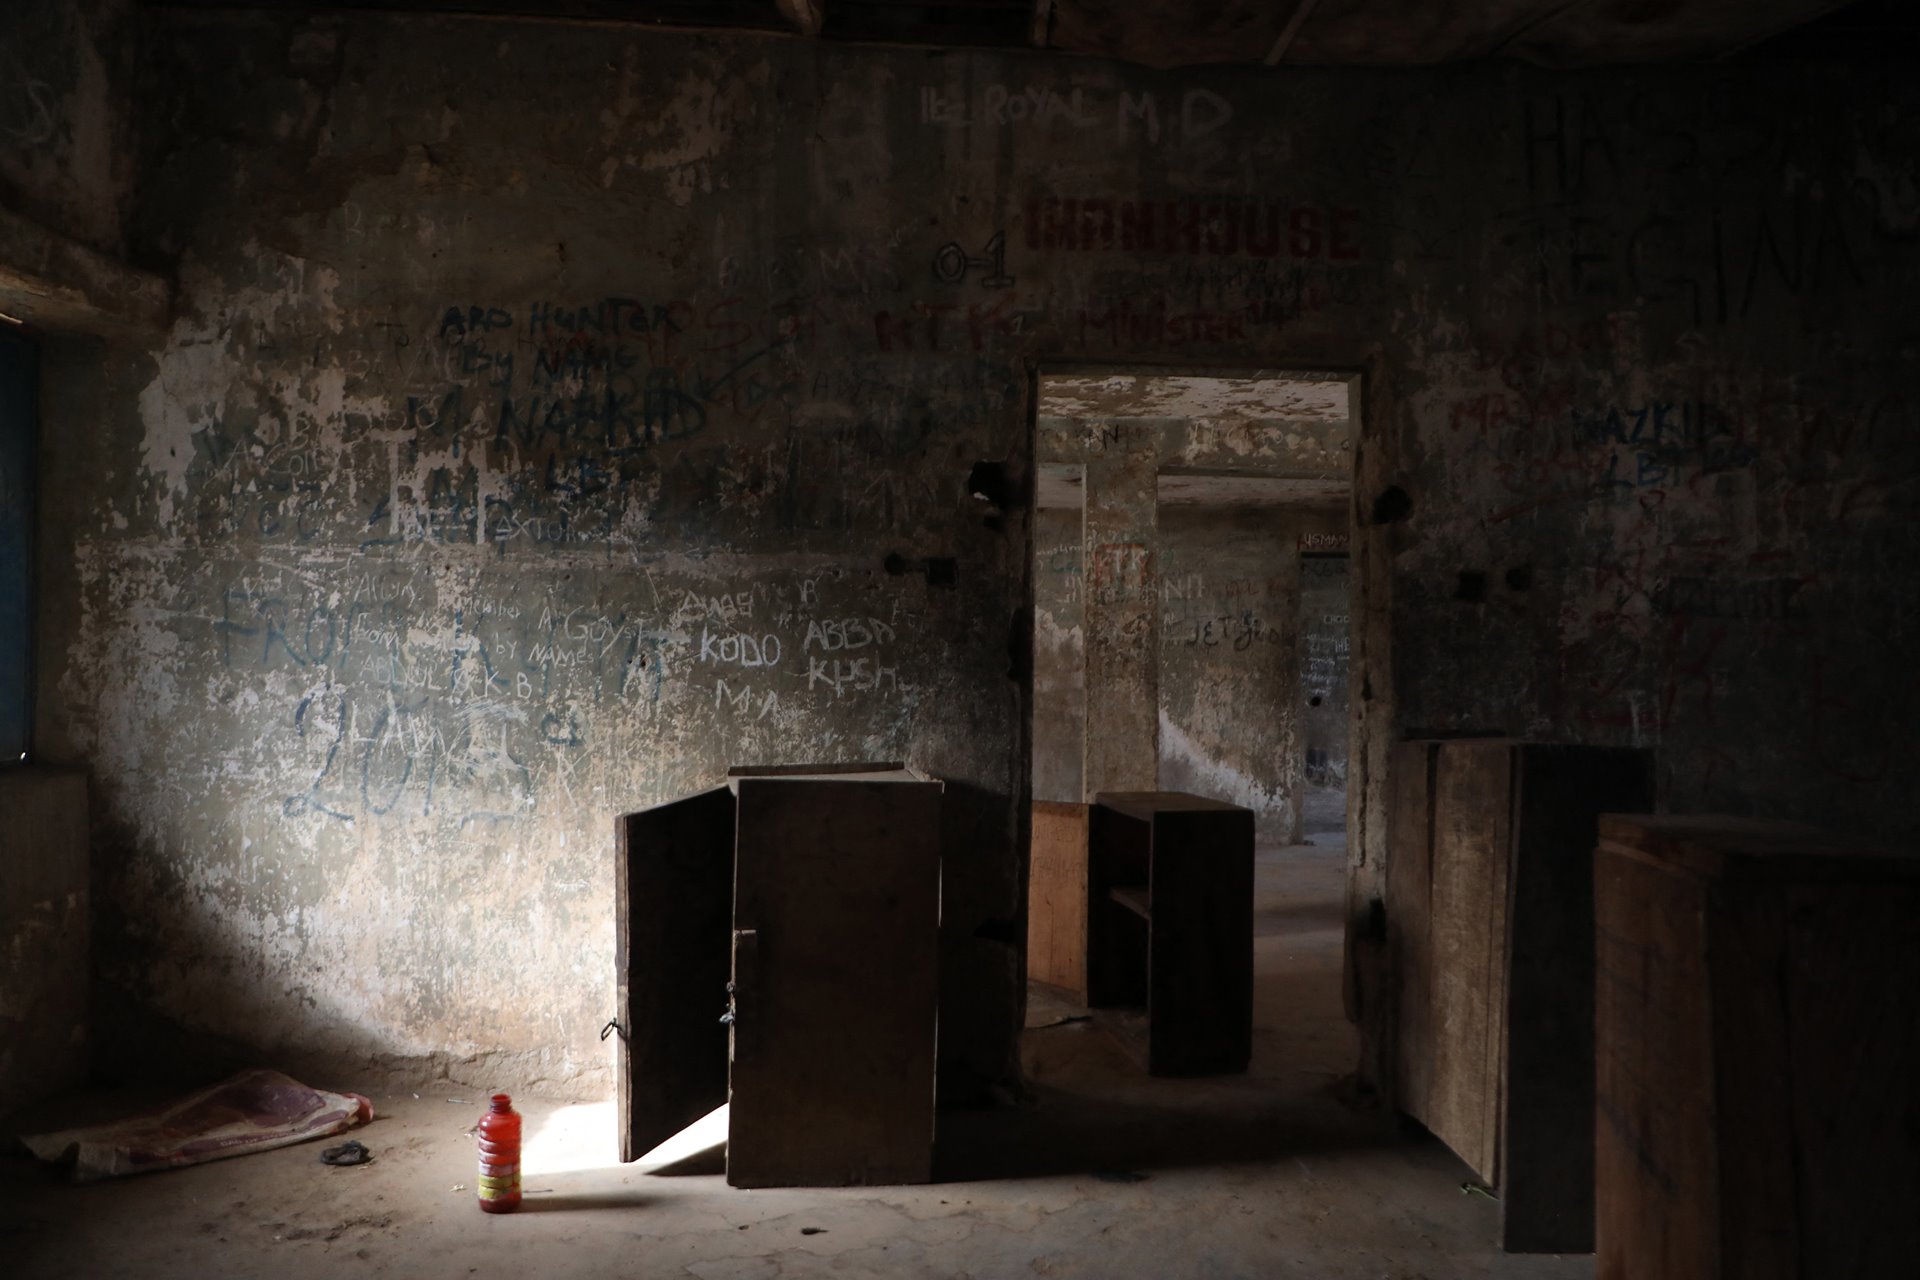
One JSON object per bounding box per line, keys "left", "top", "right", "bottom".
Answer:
{"left": 1033, "top": 504, "right": 1343, "bottom": 842}
{"left": 1, "top": 0, "right": 134, "bottom": 1117}
{"left": 28, "top": 8, "right": 1920, "bottom": 1096}
{"left": 0, "top": 769, "right": 89, "bottom": 1116}
{"left": 1299, "top": 551, "right": 1350, "bottom": 836}
{"left": 1034, "top": 402, "right": 1353, "bottom": 812}
{"left": 1, "top": 330, "right": 34, "bottom": 759}
{"left": 1157, "top": 506, "right": 1338, "bottom": 842}
{"left": 0, "top": 0, "right": 135, "bottom": 255}
{"left": 1032, "top": 506, "right": 1083, "bottom": 804}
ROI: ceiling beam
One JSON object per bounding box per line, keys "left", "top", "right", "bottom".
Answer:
{"left": 1484, "top": 0, "right": 1590, "bottom": 60}
{"left": 1263, "top": 0, "right": 1322, "bottom": 65}
{"left": 1031, "top": 0, "right": 1054, "bottom": 48}
{"left": 0, "top": 206, "right": 173, "bottom": 337}
{"left": 775, "top": 0, "right": 823, "bottom": 37}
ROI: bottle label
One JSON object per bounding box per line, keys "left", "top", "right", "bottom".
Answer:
{"left": 478, "top": 1166, "right": 521, "bottom": 1200}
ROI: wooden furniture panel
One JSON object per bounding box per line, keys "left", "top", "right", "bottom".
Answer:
{"left": 1149, "top": 807, "right": 1255, "bottom": 1076}
{"left": 615, "top": 785, "right": 734, "bottom": 1163}
{"left": 1392, "top": 739, "right": 1653, "bottom": 1254}
{"left": 1028, "top": 801, "right": 1090, "bottom": 998}
{"left": 1711, "top": 884, "right": 1801, "bottom": 1280}
{"left": 1088, "top": 791, "right": 1253, "bottom": 1077}
{"left": 1387, "top": 740, "right": 1436, "bottom": 1127}
{"left": 617, "top": 764, "right": 942, "bottom": 1188}
{"left": 1086, "top": 798, "right": 1151, "bottom": 1010}
{"left": 1427, "top": 741, "right": 1511, "bottom": 1184}
{"left": 1593, "top": 829, "right": 1720, "bottom": 1279}
{"left": 727, "top": 773, "right": 942, "bottom": 1188}
{"left": 1503, "top": 746, "right": 1654, "bottom": 1253}
{"left": 1595, "top": 816, "right": 1920, "bottom": 1280}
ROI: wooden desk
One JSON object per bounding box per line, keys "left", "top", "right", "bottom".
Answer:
{"left": 1087, "top": 791, "right": 1253, "bottom": 1077}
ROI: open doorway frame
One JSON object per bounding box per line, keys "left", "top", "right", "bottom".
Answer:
{"left": 1017, "top": 361, "right": 1384, "bottom": 1080}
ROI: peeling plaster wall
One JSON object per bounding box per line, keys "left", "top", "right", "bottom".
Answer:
{"left": 1159, "top": 506, "right": 1344, "bottom": 843}
{"left": 33, "top": 9, "right": 1920, "bottom": 1096}
{"left": 1034, "top": 504, "right": 1344, "bottom": 843}
{"left": 1032, "top": 506, "right": 1083, "bottom": 804}
{"left": 1299, "top": 552, "right": 1351, "bottom": 836}
{"left": 0, "top": 0, "right": 135, "bottom": 254}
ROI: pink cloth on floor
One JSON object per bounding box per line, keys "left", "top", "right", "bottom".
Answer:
{"left": 20, "top": 1068, "right": 373, "bottom": 1182}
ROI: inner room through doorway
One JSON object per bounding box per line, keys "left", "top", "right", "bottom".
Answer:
{"left": 1024, "top": 367, "right": 1358, "bottom": 1090}
{"left": 1030, "top": 370, "right": 1354, "bottom": 846}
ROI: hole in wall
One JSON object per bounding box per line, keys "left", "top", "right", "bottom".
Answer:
{"left": 885, "top": 552, "right": 958, "bottom": 587}
{"left": 1505, "top": 565, "right": 1533, "bottom": 592}
{"left": 1006, "top": 607, "right": 1030, "bottom": 681}
{"left": 1454, "top": 571, "right": 1487, "bottom": 604}
{"left": 967, "top": 460, "right": 1015, "bottom": 509}
{"left": 1370, "top": 485, "right": 1412, "bottom": 524}
{"left": 1366, "top": 897, "right": 1387, "bottom": 942}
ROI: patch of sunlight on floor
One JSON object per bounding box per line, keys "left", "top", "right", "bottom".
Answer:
{"left": 632, "top": 1103, "right": 729, "bottom": 1173}
{"left": 523, "top": 1101, "right": 730, "bottom": 1177}
{"left": 522, "top": 1101, "right": 620, "bottom": 1175}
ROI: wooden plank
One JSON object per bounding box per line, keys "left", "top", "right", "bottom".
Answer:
{"left": 615, "top": 785, "right": 734, "bottom": 1163}
{"left": 1425, "top": 740, "right": 1512, "bottom": 1183}
{"left": 1028, "top": 801, "right": 1089, "bottom": 997}
{"left": 1387, "top": 739, "right": 1436, "bottom": 1127}
{"left": 1499, "top": 746, "right": 1653, "bottom": 1253}
{"left": 1595, "top": 842, "right": 1720, "bottom": 1280}
{"left": 727, "top": 776, "right": 942, "bottom": 1187}
{"left": 1146, "top": 806, "right": 1254, "bottom": 1076}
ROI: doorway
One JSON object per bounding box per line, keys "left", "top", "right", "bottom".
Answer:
{"left": 1022, "top": 367, "right": 1359, "bottom": 1135}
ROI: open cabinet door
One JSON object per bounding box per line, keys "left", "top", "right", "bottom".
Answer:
{"left": 615, "top": 786, "right": 735, "bottom": 1162}
{"left": 726, "top": 773, "right": 942, "bottom": 1187}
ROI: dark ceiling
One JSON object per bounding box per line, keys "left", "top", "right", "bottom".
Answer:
{"left": 153, "top": 0, "right": 1919, "bottom": 67}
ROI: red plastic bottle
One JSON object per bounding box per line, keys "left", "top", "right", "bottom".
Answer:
{"left": 476, "top": 1093, "right": 522, "bottom": 1213}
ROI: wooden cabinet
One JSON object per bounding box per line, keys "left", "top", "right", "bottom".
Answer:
{"left": 1389, "top": 739, "right": 1653, "bottom": 1253}
{"left": 1087, "top": 791, "right": 1254, "bottom": 1077}
{"left": 616, "top": 764, "right": 942, "bottom": 1188}
{"left": 1594, "top": 815, "right": 1920, "bottom": 1280}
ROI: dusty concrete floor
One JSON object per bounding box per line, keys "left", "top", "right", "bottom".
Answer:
{"left": 3, "top": 844, "right": 1592, "bottom": 1279}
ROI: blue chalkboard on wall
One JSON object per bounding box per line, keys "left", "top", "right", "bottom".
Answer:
{"left": 0, "top": 327, "right": 35, "bottom": 763}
